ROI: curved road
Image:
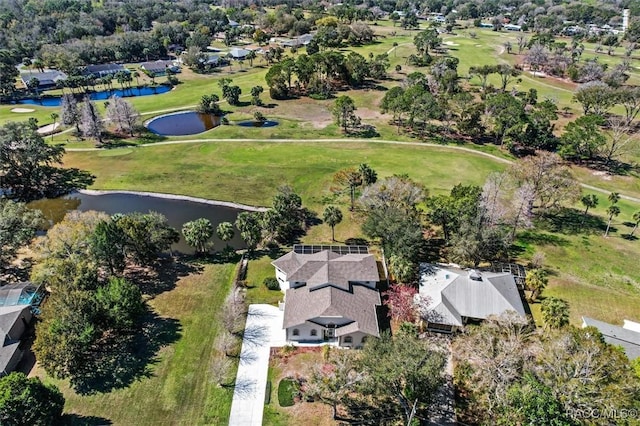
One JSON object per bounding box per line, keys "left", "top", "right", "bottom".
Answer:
{"left": 65, "top": 137, "right": 640, "bottom": 204}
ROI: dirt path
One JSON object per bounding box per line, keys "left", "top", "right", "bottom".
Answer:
{"left": 64, "top": 137, "right": 640, "bottom": 204}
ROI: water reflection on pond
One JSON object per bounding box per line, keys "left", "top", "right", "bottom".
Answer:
{"left": 30, "top": 192, "right": 247, "bottom": 253}
{"left": 146, "top": 111, "right": 222, "bottom": 136}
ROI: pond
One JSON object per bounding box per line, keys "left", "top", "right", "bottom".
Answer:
{"left": 29, "top": 191, "right": 254, "bottom": 253}
{"left": 237, "top": 120, "right": 279, "bottom": 128}
{"left": 18, "top": 85, "right": 172, "bottom": 107}
{"left": 146, "top": 111, "right": 222, "bottom": 136}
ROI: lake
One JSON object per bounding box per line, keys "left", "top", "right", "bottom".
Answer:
{"left": 18, "top": 86, "right": 172, "bottom": 107}
{"left": 29, "top": 191, "right": 253, "bottom": 253}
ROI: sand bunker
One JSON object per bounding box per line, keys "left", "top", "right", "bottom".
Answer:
{"left": 10, "top": 107, "right": 35, "bottom": 113}
{"left": 37, "top": 122, "right": 60, "bottom": 135}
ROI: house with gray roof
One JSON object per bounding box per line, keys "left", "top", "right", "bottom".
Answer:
{"left": 20, "top": 70, "right": 67, "bottom": 90}
{"left": 140, "top": 60, "right": 180, "bottom": 76}
{"left": 228, "top": 48, "right": 250, "bottom": 59}
{"left": 582, "top": 317, "right": 640, "bottom": 360}
{"left": 418, "top": 264, "right": 526, "bottom": 333}
{"left": 0, "top": 305, "right": 32, "bottom": 376}
{"left": 272, "top": 248, "right": 381, "bottom": 348}
{"left": 83, "top": 63, "right": 129, "bottom": 78}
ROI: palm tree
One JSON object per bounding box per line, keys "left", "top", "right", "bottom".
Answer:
{"left": 246, "top": 50, "right": 256, "bottom": 67}
{"left": 604, "top": 205, "right": 621, "bottom": 237}
{"left": 630, "top": 211, "right": 640, "bottom": 237}
{"left": 49, "top": 112, "right": 59, "bottom": 141}
{"left": 216, "top": 222, "right": 235, "bottom": 248}
{"left": 132, "top": 70, "right": 141, "bottom": 88}
{"left": 580, "top": 194, "right": 598, "bottom": 227}
{"left": 608, "top": 192, "right": 620, "bottom": 205}
{"left": 323, "top": 206, "right": 343, "bottom": 242}
{"left": 541, "top": 297, "right": 569, "bottom": 330}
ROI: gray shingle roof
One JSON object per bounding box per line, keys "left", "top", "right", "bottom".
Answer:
{"left": 283, "top": 284, "right": 381, "bottom": 336}
{"left": 582, "top": 317, "right": 640, "bottom": 360}
{"left": 0, "top": 342, "right": 21, "bottom": 374}
{"left": 419, "top": 264, "right": 526, "bottom": 326}
{"left": 272, "top": 250, "right": 379, "bottom": 291}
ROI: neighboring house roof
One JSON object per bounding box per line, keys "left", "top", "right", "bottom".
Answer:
{"left": 283, "top": 283, "right": 381, "bottom": 337}
{"left": 20, "top": 70, "right": 67, "bottom": 87}
{"left": 84, "top": 63, "right": 128, "bottom": 75}
{"left": 228, "top": 48, "right": 250, "bottom": 58}
{"left": 0, "top": 342, "right": 21, "bottom": 375}
{"left": 582, "top": 317, "right": 640, "bottom": 360}
{"left": 272, "top": 250, "right": 379, "bottom": 291}
{"left": 419, "top": 264, "right": 526, "bottom": 327}
{"left": 0, "top": 305, "right": 29, "bottom": 339}
{"left": 140, "top": 60, "right": 180, "bottom": 74}
{"left": 0, "top": 283, "right": 38, "bottom": 308}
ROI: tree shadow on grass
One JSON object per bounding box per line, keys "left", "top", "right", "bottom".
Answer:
{"left": 70, "top": 309, "right": 181, "bottom": 395}
{"left": 125, "top": 258, "right": 202, "bottom": 297}
{"left": 535, "top": 207, "right": 607, "bottom": 235}
{"left": 57, "top": 414, "right": 113, "bottom": 425}
{"left": 517, "top": 230, "right": 570, "bottom": 247}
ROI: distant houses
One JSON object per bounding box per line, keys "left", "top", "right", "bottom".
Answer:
{"left": 140, "top": 60, "right": 181, "bottom": 76}
{"left": 83, "top": 63, "right": 129, "bottom": 78}
{"left": 20, "top": 70, "right": 67, "bottom": 90}
{"left": 418, "top": 264, "right": 526, "bottom": 333}
{"left": 228, "top": 47, "right": 250, "bottom": 60}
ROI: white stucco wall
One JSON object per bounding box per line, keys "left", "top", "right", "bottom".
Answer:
{"left": 339, "top": 331, "right": 370, "bottom": 348}
{"left": 286, "top": 322, "right": 323, "bottom": 341}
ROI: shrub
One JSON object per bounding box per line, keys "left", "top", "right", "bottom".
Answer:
{"left": 264, "top": 277, "right": 280, "bottom": 291}
{"left": 278, "top": 378, "right": 297, "bottom": 407}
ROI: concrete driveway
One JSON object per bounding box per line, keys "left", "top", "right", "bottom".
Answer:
{"left": 229, "top": 304, "right": 286, "bottom": 426}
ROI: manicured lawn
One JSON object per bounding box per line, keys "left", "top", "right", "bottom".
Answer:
{"left": 245, "top": 252, "right": 285, "bottom": 305}
{"left": 36, "top": 261, "right": 237, "bottom": 425}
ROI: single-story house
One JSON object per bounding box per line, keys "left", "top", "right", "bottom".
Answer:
{"left": 140, "top": 60, "right": 181, "bottom": 75}
{"left": 83, "top": 63, "right": 129, "bottom": 78}
{"left": 228, "top": 48, "right": 250, "bottom": 59}
{"left": 272, "top": 246, "right": 381, "bottom": 348}
{"left": 504, "top": 24, "right": 522, "bottom": 31}
{"left": 582, "top": 317, "right": 640, "bottom": 360}
{"left": 20, "top": 70, "right": 67, "bottom": 90}
{"left": 0, "top": 305, "right": 33, "bottom": 376}
{"left": 418, "top": 264, "right": 526, "bottom": 333}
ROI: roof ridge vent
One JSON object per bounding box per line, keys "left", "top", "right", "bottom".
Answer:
{"left": 469, "top": 269, "right": 483, "bottom": 281}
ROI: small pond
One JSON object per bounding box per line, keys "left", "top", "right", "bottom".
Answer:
{"left": 146, "top": 111, "right": 222, "bottom": 136}
{"left": 237, "top": 120, "right": 279, "bottom": 128}
{"left": 29, "top": 191, "right": 249, "bottom": 253}
{"left": 18, "top": 85, "right": 172, "bottom": 107}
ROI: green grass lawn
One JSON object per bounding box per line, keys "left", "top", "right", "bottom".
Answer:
{"left": 245, "top": 252, "right": 285, "bottom": 305}
{"left": 37, "top": 261, "right": 237, "bottom": 425}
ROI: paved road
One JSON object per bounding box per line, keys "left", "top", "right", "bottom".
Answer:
{"left": 229, "top": 304, "right": 286, "bottom": 426}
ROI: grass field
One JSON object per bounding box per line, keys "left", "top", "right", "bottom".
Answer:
{"left": 36, "top": 261, "right": 237, "bottom": 425}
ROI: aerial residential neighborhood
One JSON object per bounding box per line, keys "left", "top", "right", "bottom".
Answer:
{"left": 1, "top": 0, "right": 640, "bottom": 424}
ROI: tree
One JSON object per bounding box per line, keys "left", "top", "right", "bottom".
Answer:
{"left": 486, "top": 93, "right": 526, "bottom": 147}
{"left": 573, "top": 81, "right": 615, "bottom": 116}
{"left": 91, "top": 219, "right": 127, "bottom": 275}
{"left": 558, "top": 115, "right": 606, "bottom": 161}
{"left": 250, "top": 85, "right": 264, "bottom": 106}
{"left": 382, "top": 283, "right": 419, "bottom": 324}
{"left": 182, "top": 218, "right": 214, "bottom": 254}
{"left": 541, "top": 297, "right": 570, "bottom": 329}
{"left": 525, "top": 43, "right": 549, "bottom": 74}
{"left": 631, "top": 211, "right": 640, "bottom": 237}
{"left": 60, "top": 94, "right": 80, "bottom": 133}
{"left": 270, "top": 186, "right": 306, "bottom": 243}
{"left": 95, "top": 276, "right": 144, "bottom": 331}
{"left": 331, "top": 95, "right": 359, "bottom": 133}
{"left": 322, "top": 206, "right": 343, "bottom": 241}
{"left": 333, "top": 167, "right": 362, "bottom": 211}
{"left": 358, "top": 163, "right": 377, "bottom": 186}
{"left": 507, "top": 152, "right": 580, "bottom": 212}
{"left": 216, "top": 221, "right": 235, "bottom": 247}
{"left": 580, "top": 194, "right": 598, "bottom": 224}
{"left": 0, "top": 200, "right": 43, "bottom": 269}
{"left": 235, "top": 212, "right": 262, "bottom": 252}
{"left": 0, "top": 120, "right": 93, "bottom": 202}
{"left": 116, "top": 212, "right": 180, "bottom": 264}
{"left": 197, "top": 94, "right": 222, "bottom": 115}
{"left": 79, "top": 96, "right": 104, "bottom": 144}
{"left": 0, "top": 372, "right": 65, "bottom": 426}
{"left": 413, "top": 28, "right": 441, "bottom": 57}
{"left": 358, "top": 332, "right": 447, "bottom": 423}
{"left": 469, "top": 64, "right": 496, "bottom": 91}
{"left": 525, "top": 268, "right": 547, "bottom": 302}
{"left": 223, "top": 85, "right": 242, "bottom": 106}
{"left": 105, "top": 96, "right": 139, "bottom": 137}
{"left": 495, "top": 64, "right": 521, "bottom": 91}
{"left": 604, "top": 204, "right": 621, "bottom": 237}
